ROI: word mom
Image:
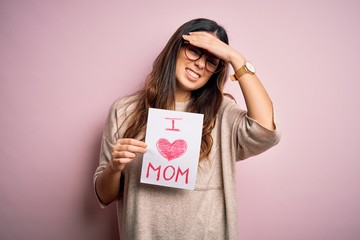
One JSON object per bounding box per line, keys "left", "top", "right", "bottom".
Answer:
{"left": 145, "top": 162, "right": 189, "bottom": 184}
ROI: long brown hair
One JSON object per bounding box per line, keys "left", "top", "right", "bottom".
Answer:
{"left": 120, "top": 18, "right": 229, "bottom": 160}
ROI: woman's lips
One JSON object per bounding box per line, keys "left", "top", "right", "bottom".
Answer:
{"left": 186, "top": 68, "right": 200, "bottom": 79}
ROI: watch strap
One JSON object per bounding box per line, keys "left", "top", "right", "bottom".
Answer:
{"left": 230, "top": 66, "right": 248, "bottom": 81}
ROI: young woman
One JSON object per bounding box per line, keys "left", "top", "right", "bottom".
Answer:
{"left": 94, "top": 18, "right": 280, "bottom": 240}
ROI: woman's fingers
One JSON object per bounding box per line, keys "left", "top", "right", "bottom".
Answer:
{"left": 110, "top": 138, "right": 147, "bottom": 171}
{"left": 182, "top": 32, "right": 233, "bottom": 62}
{"left": 111, "top": 150, "right": 136, "bottom": 159}
{"left": 114, "top": 138, "right": 147, "bottom": 152}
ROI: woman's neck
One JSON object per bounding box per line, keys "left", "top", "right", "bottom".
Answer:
{"left": 175, "top": 90, "right": 191, "bottom": 102}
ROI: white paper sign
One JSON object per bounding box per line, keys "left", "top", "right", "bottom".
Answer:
{"left": 140, "top": 108, "right": 204, "bottom": 190}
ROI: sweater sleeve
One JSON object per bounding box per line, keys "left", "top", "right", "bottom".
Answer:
{"left": 93, "top": 100, "right": 124, "bottom": 208}
{"left": 221, "top": 97, "right": 281, "bottom": 161}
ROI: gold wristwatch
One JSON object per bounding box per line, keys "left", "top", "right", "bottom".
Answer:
{"left": 230, "top": 61, "right": 256, "bottom": 81}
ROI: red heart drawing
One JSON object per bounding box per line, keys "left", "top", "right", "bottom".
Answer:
{"left": 156, "top": 138, "right": 187, "bottom": 161}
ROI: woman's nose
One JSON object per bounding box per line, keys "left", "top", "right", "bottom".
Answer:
{"left": 194, "top": 56, "right": 206, "bottom": 69}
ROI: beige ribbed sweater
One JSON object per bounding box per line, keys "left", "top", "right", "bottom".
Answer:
{"left": 94, "top": 95, "right": 281, "bottom": 240}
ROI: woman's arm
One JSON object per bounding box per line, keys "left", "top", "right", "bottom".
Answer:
{"left": 183, "top": 32, "right": 275, "bottom": 130}
{"left": 228, "top": 52, "right": 275, "bottom": 130}
{"left": 95, "top": 164, "right": 122, "bottom": 205}
{"left": 95, "top": 138, "right": 147, "bottom": 205}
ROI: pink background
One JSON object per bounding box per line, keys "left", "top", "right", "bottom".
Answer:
{"left": 1, "top": 0, "right": 359, "bottom": 239}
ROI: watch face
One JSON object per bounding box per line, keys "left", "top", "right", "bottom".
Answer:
{"left": 245, "top": 61, "right": 256, "bottom": 73}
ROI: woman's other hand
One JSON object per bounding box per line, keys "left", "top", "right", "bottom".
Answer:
{"left": 110, "top": 138, "right": 147, "bottom": 172}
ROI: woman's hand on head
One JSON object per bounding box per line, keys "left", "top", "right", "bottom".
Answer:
{"left": 110, "top": 138, "right": 147, "bottom": 172}
{"left": 182, "top": 31, "right": 244, "bottom": 64}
